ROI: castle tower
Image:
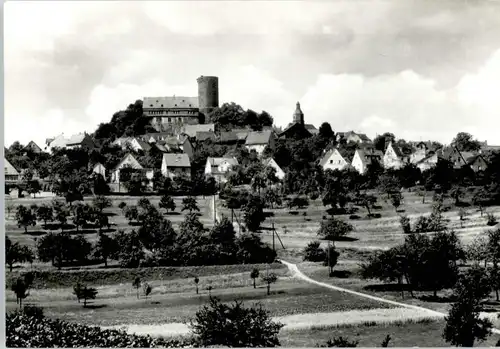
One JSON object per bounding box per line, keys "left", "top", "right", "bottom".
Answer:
{"left": 293, "top": 101, "right": 304, "bottom": 125}
{"left": 197, "top": 76, "right": 219, "bottom": 116}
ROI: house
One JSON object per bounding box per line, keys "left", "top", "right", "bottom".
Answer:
{"left": 112, "top": 137, "right": 152, "bottom": 152}
{"left": 45, "top": 133, "right": 68, "bottom": 152}
{"left": 337, "top": 131, "right": 372, "bottom": 144}
{"left": 109, "top": 154, "right": 154, "bottom": 193}
{"left": 196, "top": 131, "right": 217, "bottom": 142}
{"left": 351, "top": 148, "right": 383, "bottom": 174}
{"left": 24, "top": 141, "right": 43, "bottom": 154}
{"left": 466, "top": 154, "right": 489, "bottom": 172}
{"left": 383, "top": 141, "right": 410, "bottom": 169}
{"left": 65, "top": 132, "right": 96, "bottom": 150}
{"left": 4, "top": 157, "right": 20, "bottom": 182}
{"left": 161, "top": 153, "right": 191, "bottom": 179}
{"left": 217, "top": 132, "right": 240, "bottom": 145}
{"left": 415, "top": 153, "right": 439, "bottom": 172}
{"left": 91, "top": 163, "right": 107, "bottom": 178}
{"left": 205, "top": 157, "right": 239, "bottom": 184}
{"left": 319, "top": 148, "right": 352, "bottom": 172}
{"left": 438, "top": 147, "right": 476, "bottom": 169}
{"left": 245, "top": 130, "right": 275, "bottom": 155}
{"left": 182, "top": 138, "right": 195, "bottom": 159}
{"left": 262, "top": 157, "right": 285, "bottom": 180}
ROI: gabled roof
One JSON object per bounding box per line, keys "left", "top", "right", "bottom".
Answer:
{"left": 155, "top": 144, "right": 169, "bottom": 153}
{"left": 4, "top": 157, "right": 19, "bottom": 176}
{"left": 182, "top": 124, "right": 215, "bottom": 137}
{"left": 387, "top": 142, "right": 406, "bottom": 158}
{"left": 143, "top": 96, "right": 199, "bottom": 109}
{"left": 163, "top": 153, "right": 191, "bottom": 168}
{"left": 280, "top": 122, "right": 313, "bottom": 137}
{"left": 466, "top": 154, "right": 488, "bottom": 166}
{"left": 196, "top": 131, "right": 216, "bottom": 141}
{"left": 207, "top": 157, "right": 239, "bottom": 167}
{"left": 135, "top": 138, "right": 152, "bottom": 152}
{"left": 415, "top": 152, "right": 438, "bottom": 165}
{"left": 24, "top": 141, "right": 43, "bottom": 152}
{"left": 66, "top": 133, "right": 88, "bottom": 146}
{"left": 356, "top": 148, "right": 383, "bottom": 165}
{"left": 319, "top": 148, "right": 351, "bottom": 167}
{"left": 218, "top": 132, "right": 239, "bottom": 143}
{"left": 245, "top": 130, "right": 273, "bottom": 145}
{"left": 112, "top": 153, "right": 145, "bottom": 171}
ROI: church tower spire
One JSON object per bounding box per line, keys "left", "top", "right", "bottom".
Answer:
{"left": 293, "top": 101, "right": 304, "bottom": 125}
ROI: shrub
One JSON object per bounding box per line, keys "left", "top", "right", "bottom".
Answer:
{"left": 303, "top": 241, "right": 326, "bottom": 262}
{"left": 189, "top": 297, "right": 283, "bottom": 347}
{"left": 6, "top": 311, "right": 194, "bottom": 348}
{"left": 349, "top": 214, "right": 360, "bottom": 220}
{"left": 487, "top": 213, "right": 498, "bottom": 226}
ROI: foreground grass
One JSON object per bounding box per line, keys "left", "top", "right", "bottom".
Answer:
{"left": 280, "top": 318, "right": 500, "bottom": 347}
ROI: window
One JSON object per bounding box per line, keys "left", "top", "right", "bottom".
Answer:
{"left": 168, "top": 118, "right": 171, "bottom": 123}
{"left": 329, "top": 160, "right": 333, "bottom": 164}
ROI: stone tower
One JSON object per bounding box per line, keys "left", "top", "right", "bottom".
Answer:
{"left": 197, "top": 76, "right": 219, "bottom": 117}
{"left": 293, "top": 101, "right": 304, "bottom": 125}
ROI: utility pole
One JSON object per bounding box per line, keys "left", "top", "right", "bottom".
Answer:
{"left": 327, "top": 240, "right": 331, "bottom": 276}
{"left": 272, "top": 222, "right": 275, "bottom": 252}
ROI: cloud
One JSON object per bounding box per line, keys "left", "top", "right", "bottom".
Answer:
{"left": 4, "top": 1, "right": 500, "bottom": 147}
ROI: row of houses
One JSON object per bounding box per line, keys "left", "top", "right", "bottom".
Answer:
{"left": 320, "top": 141, "right": 494, "bottom": 174}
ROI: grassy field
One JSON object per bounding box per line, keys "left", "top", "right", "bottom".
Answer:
{"left": 280, "top": 318, "right": 500, "bottom": 347}
{"left": 5, "top": 264, "right": 394, "bottom": 328}
{"left": 5, "top": 193, "right": 216, "bottom": 249}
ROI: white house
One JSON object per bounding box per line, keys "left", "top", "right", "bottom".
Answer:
{"left": 5, "top": 157, "right": 20, "bottom": 182}
{"left": 415, "top": 153, "right": 439, "bottom": 172}
{"left": 92, "top": 163, "right": 107, "bottom": 178}
{"left": 245, "top": 130, "right": 275, "bottom": 155}
{"left": 112, "top": 137, "right": 152, "bottom": 152}
{"left": 351, "top": 149, "right": 383, "bottom": 174}
{"left": 110, "top": 154, "right": 154, "bottom": 192}
{"left": 205, "top": 157, "right": 239, "bottom": 184}
{"left": 161, "top": 153, "right": 191, "bottom": 179}
{"left": 319, "top": 148, "right": 351, "bottom": 172}
{"left": 262, "top": 157, "right": 285, "bottom": 180}
{"left": 383, "top": 142, "right": 409, "bottom": 169}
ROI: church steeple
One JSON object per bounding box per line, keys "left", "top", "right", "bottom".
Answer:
{"left": 293, "top": 101, "right": 304, "bottom": 125}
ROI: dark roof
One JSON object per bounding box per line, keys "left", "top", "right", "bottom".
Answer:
{"left": 163, "top": 153, "right": 191, "bottom": 168}
{"left": 356, "top": 148, "right": 383, "bottom": 165}
{"left": 136, "top": 139, "right": 152, "bottom": 151}
{"left": 196, "top": 131, "right": 216, "bottom": 141}
{"left": 388, "top": 142, "right": 405, "bottom": 158}
{"left": 143, "top": 96, "right": 199, "bottom": 109}
{"left": 280, "top": 122, "right": 313, "bottom": 138}
{"left": 218, "top": 132, "right": 239, "bottom": 143}
{"left": 245, "top": 130, "right": 273, "bottom": 145}
{"left": 182, "top": 124, "right": 215, "bottom": 137}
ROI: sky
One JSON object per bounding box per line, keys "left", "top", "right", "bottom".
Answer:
{"left": 5, "top": 1, "right": 500, "bottom": 148}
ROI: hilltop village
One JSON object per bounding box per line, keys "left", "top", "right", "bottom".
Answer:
{"left": 6, "top": 75, "right": 500, "bottom": 348}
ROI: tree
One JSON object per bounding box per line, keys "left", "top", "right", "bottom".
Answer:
{"left": 303, "top": 241, "right": 327, "bottom": 262}
{"left": 449, "top": 185, "right": 465, "bottom": 206}
{"left": 261, "top": 273, "right": 278, "bottom": 295}
{"left": 189, "top": 296, "right": 284, "bottom": 347}
{"left": 36, "top": 205, "right": 53, "bottom": 227}
{"left": 73, "top": 284, "right": 98, "bottom": 307}
{"left": 250, "top": 268, "right": 260, "bottom": 289}
{"left": 92, "top": 195, "right": 112, "bottom": 214}
{"left": 467, "top": 236, "right": 489, "bottom": 267}
{"left": 143, "top": 282, "right": 152, "bottom": 299}
{"left": 26, "top": 180, "right": 41, "bottom": 198}
{"left": 124, "top": 206, "right": 139, "bottom": 224}
{"left": 137, "top": 197, "right": 151, "bottom": 211}
{"left": 181, "top": 196, "right": 199, "bottom": 213}
{"left": 159, "top": 195, "right": 176, "bottom": 213}
{"left": 15, "top": 205, "right": 36, "bottom": 234}
{"left": 373, "top": 132, "right": 395, "bottom": 152}
{"left": 319, "top": 122, "right": 334, "bottom": 140}
{"left": 71, "top": 203, "right": 88, "bottom": 232}
{"left": 320, "top": 337, "right": 359, "bottom": 347}
{"left": 132, "top": 277, "right": 141, "bottom": 299}
{"left": 54, "top": 206, "right": 69, "bottom": 232}
{"left": 472, "top": 188, "right": 489, "bottom": 217}
{"left": 6, "top": 237, "right": 33, "bottom": 272}
{"left": 243, "top": 195, "right": 266, "bottom": 232}
{"left": 359, "top": 193, "right": 377, "bottom": 216}
{"left": 94, "top": 232, "right": 118, "bottom": 267}
{"left": 11, "top": 277, "right": 30, "bottom": 309}
{"left": 400, "top": 215, "right": 412, "bottom": 234}
{"left": 318, "top": 217, "right": 354, "bottom": 241}
{"left": 451, "top": 132, "right": 482, "bottom": 152}
{"left": 194, "top": 276, "right": 200, "bottom": 294}
{"left": 390, "top": 192, "right": 402, "bottom": 212}
{"left": 324, "top": 244, "right": 340, "bottom": 275}
{"left": 458, "top": 208, "right": 468, "bottom": 228}
{"left": 443, "top": 265, "right": 492, "bottom": 347}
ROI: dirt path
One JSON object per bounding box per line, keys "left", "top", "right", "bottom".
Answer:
{"left": 279, "top": 259, "right": 500, "bottom": 335}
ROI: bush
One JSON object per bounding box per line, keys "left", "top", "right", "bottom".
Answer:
{"left": 303, "top": 241, "right": 326, "bottom": 262}
{"left": 6, "top": 311, "right": 194, "bottom": 348}
{"left": 189, "top": 297, "right": 284, "bottom": 347}
{"left": 349, "top": 214, "right": 360, "bottom": 220}
{"left": 487, "top": 213, "right": 498, "bottom": 226}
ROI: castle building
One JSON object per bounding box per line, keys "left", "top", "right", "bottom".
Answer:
{"left": 143, "top": 76, "right": 219, "bottom": 133}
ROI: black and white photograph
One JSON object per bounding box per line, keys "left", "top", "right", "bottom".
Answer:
{"left": 4, "top": 1, "right": 500, "bottom": 347}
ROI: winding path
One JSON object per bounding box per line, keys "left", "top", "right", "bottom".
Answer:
{"left": 278, "top": 259, "right": 500, "bottom": 335}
